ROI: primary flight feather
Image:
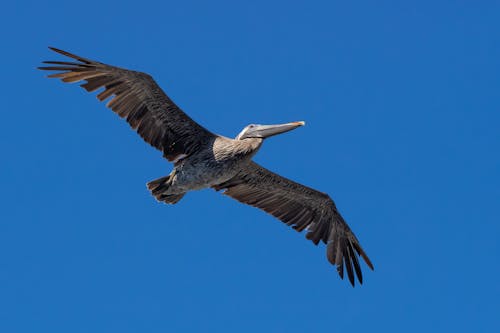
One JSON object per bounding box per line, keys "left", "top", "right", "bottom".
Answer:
{"left": 39, "top": 47, "right": 374, "bottom": 286}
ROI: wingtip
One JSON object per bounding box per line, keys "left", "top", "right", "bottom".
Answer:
{"left": 353, "top": 242, "right": 375, "bottom": 271}
{"left": 48, "top": 46, "right": 68, "bottom": 55}
{"left": 364, "top": 256, "right": 375, "bottom": 271}
{"left": 45, "top": 47, "right": 93, "bottom": 64}
{"left": 36, "top": 66, "right": 47, "bottom": 71}
{"left": 337, "top": 264, "right": 344, "bottom": 280}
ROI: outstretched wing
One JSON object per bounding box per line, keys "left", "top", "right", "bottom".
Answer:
{"left": 39, "top": 47, "right": 215, "bottom": 162}
{"left": 214, "top": 162, "right": 374, "bottom": 286}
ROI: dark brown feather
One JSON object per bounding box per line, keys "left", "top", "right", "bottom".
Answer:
{"left": 39, "top": 47, "right": 215, "bottom": 160}
{"left": 214, "top": 161, "right": 373, "bottom": 286}
{"left": 349, "top": 240, "right": 363, "bottom": 284}
{"left": 343, "top": 240, "right": 355, "bottom": 286}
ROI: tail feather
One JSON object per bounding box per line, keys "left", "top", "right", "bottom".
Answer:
{"left": 147, "top": 175, "right": 185, "bottom": 204}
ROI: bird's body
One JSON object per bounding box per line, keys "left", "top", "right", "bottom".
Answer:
{"left": 39, "top": 47, "right": 374, "bottom": 286}
{"left": 151, "top": 136, "right": 263, "bottom": 201}
{"left": 174, "top": 136, "right": 262, "bottom": 191}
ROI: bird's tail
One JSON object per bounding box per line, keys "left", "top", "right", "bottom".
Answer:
{"left": 147, "top": 175, "right": 185, "bottom": 204}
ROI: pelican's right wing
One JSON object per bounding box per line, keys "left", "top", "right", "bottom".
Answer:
{"left": 214, "top": 162, "right": 374, "bottom": 286}
{"left": 39, "top": 47, "right": 215, "bottom": 162}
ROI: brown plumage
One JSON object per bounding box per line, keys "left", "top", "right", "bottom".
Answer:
{"left": 39, "top": 47, "right": 374, "bottom": 286}
{"left": 214, "top": 162, "right": 373, "bottom": 285}
{"left": 39, "top": 47, "right": 214, "bottom": 162}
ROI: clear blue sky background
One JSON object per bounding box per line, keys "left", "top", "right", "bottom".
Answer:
{"left": 1, "top": 1, "right": 499, "bottom": 332}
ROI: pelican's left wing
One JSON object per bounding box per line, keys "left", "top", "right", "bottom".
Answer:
{"left": 214, "top": 162, "right": 373, "bottom": 286}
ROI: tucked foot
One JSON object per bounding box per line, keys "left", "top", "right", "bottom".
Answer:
{"left": 147, "top": 175, "right": 186, "bottom": 204}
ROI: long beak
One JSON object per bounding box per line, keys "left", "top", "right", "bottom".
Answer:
{"left": 251, "top": 121, "right": 305, "bottom": 138}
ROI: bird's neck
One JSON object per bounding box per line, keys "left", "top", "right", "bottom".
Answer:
{"left": 236, "top": 137, "right": 263, "bottom": 157}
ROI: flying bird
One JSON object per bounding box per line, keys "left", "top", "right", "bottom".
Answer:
{"left": 39, "top": 47, "right": 374, "bottom": 286}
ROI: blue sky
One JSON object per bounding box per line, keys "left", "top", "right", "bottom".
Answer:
{"left": 1, "top": 0, "right": 499, "bottom": 332}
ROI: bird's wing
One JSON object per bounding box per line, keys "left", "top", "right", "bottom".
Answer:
{"left": 39, "top": 47, "right": 215, "bottom": 162}
{"left": 213, "top": 161, "right": 373, "bottom": 286}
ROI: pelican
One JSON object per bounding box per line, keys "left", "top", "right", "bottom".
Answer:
{"left": 39, "top": 47, "right": 374, "bottom": 286}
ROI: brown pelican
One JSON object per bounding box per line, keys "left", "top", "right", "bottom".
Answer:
{"left": 39, "top": 47, "right": 374, "bottom": 286}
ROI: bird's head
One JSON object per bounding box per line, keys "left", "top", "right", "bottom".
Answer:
{"left": 235, "top": 121, "right": 305, "bottom": 140}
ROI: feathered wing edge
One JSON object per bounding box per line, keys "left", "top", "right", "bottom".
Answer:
{"left": 214, "top": 162, "right": 374, "bottom": 286}
{"left": 39, "top": 47, "right": 215, "bottom": 162}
